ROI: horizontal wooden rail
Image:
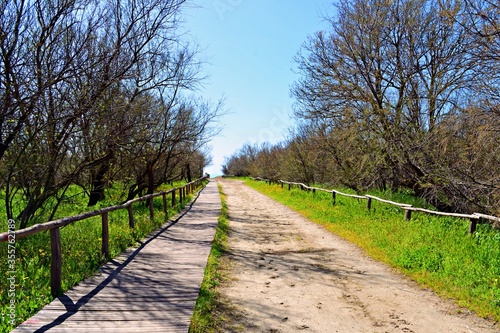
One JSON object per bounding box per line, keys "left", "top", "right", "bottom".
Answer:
{"left": 253, "top": 177, "right": 499, "bottom": 234}
{"left": 0, "top": 177, "right": 206, "bottom": 242}
{"left": 0, "top": 177, "right": 207, "bottom": 297}
{"left": 405, "top": 206, "right": 478, "bottom": 219}
{"left": 365, "top": 195, "right": 412, "bottom": 208}
{"left": 473, "top": 213, "right": 500, "bottom": 223}
{"left": 333, "top": 189, "right": 366, "bottom": 200}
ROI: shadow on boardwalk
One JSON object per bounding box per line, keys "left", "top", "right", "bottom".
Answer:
{"left": 14, "top": 181, "right": 221, "bottom": 333}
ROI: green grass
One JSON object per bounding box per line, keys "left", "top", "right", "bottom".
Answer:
{"left": 189, "top": 184, "right": 230, "bottom": 333}
{"left": 0, "top": 182, "right": 203, "bottom": 333}
{"left": 247, "top": 179, "right": 500, "bottom": 322}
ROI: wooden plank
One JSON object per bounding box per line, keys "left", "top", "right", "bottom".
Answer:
{"left": 13, "top": 180, "right": 220, "bottom": 332}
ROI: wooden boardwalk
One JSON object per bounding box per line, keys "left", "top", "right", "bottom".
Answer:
{"left": 14, "top": 181, "right": 221, "bottom": 333}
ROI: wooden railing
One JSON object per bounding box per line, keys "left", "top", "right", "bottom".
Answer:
{"left": 253, "top": 177, "right": 500, "bottom": 234}
{"left": 0, "top": 177, "right": 208, "bottom": 297}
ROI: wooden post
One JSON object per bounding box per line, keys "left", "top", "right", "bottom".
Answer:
{"left": 101, "top": 212, "right": 109, "bottom": 260}
{"left": 149, "top": 197, "right": 154, "bottom": 220}
{"left": 404, "top": 209, "right": 412, "bottom": 221}
{"left": 367, "top": 197, "right": 372, "bottom": 211}
{"left": 312, "top": 188, "right": 316, "bottom": 195}
{"left": 50, "top": 227, "right": 62, "bottom": 298}
{"left": 332, "top": 191, "right": 336, "bottom": 205}
{"left": 281, "top": 182, "right": 283, "bottom": 189}
{"left": 162, "top": 193, "right": 168, "bottom": 216}
{"left": 172, "top": 189, "right": 176, "bottom": 208}
{"left": 128, "top": 205, "right": 135, "bottom": 228}
{"left": 288, "top": 183, "right": 291, "bottom": 191}
{"left": 469, "top": 218, "right": 477, "bottom": 234}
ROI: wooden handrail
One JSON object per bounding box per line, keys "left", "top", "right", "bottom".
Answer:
{"left": 0, "top": 177, "right": 206, "bottom": 242}
{"left": 405, "top": 206, "right": 478, "bottom": 219}
{"left": 0, "top": 177, "right": 207, "bottom": 297}
{"left": 473, "top": 213, "right": 500, "bottom": 223}
{"left": 253, "top": 177, "right": 499, "bottom": 234}
{"left": 365, "top": 195, "right": 412, "bottom": 208}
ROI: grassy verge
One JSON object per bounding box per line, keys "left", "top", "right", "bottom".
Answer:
{"left": 189, "top": 184, "right": 230, "bottom": 333}
{"left": 0, "top": 182, "right": 201, "bottom": 333}
{"left": 246, "top": 179, "right": 500, "bottom": 322}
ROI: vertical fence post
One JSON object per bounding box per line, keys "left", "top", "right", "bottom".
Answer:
{"left": 149, "top": 197, "right": 154, "bottom": 220}
{"left": 332, "top": 191, "right": 336, "bottom": 205}
{"left": 101, "top": 212, "right": 109, "bottom": 260}
{"left": 281, "top": 182, "right": 283, "bottom": 189}
{"left": 50, "top": 227, "right": 62, "bottom": 298}
{"left": 404, "top": 209, "right": 412, "bottom": 221}
{"left": 128, "top": 205, "right": 135, "bottom": 228}
{"left": 288, "top": 183, "right": 291, "bottom": 191}
{"left": 367, "top": 197, "right": 372, "bottom": 211}
{"left": 469, "top": 218, "right": 477, "bottom": 234}
{"left": 162, "top": 193, "right": 168, "bottom": 217}
{"left": 172, "top": 189, "right": 176, "bottom": 208}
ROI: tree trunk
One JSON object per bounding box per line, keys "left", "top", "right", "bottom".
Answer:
{"left": 87, "top": 162, "right": 110, "bottom": 206}
{"left": 186, "top": 163, "right": 192, "bottom": 182}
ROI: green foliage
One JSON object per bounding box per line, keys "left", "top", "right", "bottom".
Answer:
{"left": 189, "top": 184, "right": 229, "bottom": 333}
{"left": 0, "top": 183, "right": 198, "bottom": 333}
{"left": 247, "top": 179, "right": 500, "bottom": 321}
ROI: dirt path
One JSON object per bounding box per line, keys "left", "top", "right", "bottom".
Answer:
{"left": 216, "top": 179, "right": 498, "bottom": 333}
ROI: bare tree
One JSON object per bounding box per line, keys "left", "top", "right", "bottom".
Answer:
{"left": 0, "top": 0, "right": 224, "bottom": 227}
{"left": 291, "top": 0, "right": 485, "bottom": 211}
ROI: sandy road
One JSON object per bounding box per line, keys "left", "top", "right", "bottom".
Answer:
{"left": 215, "top": 179, "right": 498, "bottom": 333}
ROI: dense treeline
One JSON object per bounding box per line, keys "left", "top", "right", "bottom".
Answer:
{"left": 0, "top": 0, "right": 222, "bottom": 228}
{"left": 223, "top": 0, "right": 500, "bottom": 216}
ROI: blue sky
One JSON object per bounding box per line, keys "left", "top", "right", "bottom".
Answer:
{"left": 183, "top": 1, "right": 333, "bottom": 176}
